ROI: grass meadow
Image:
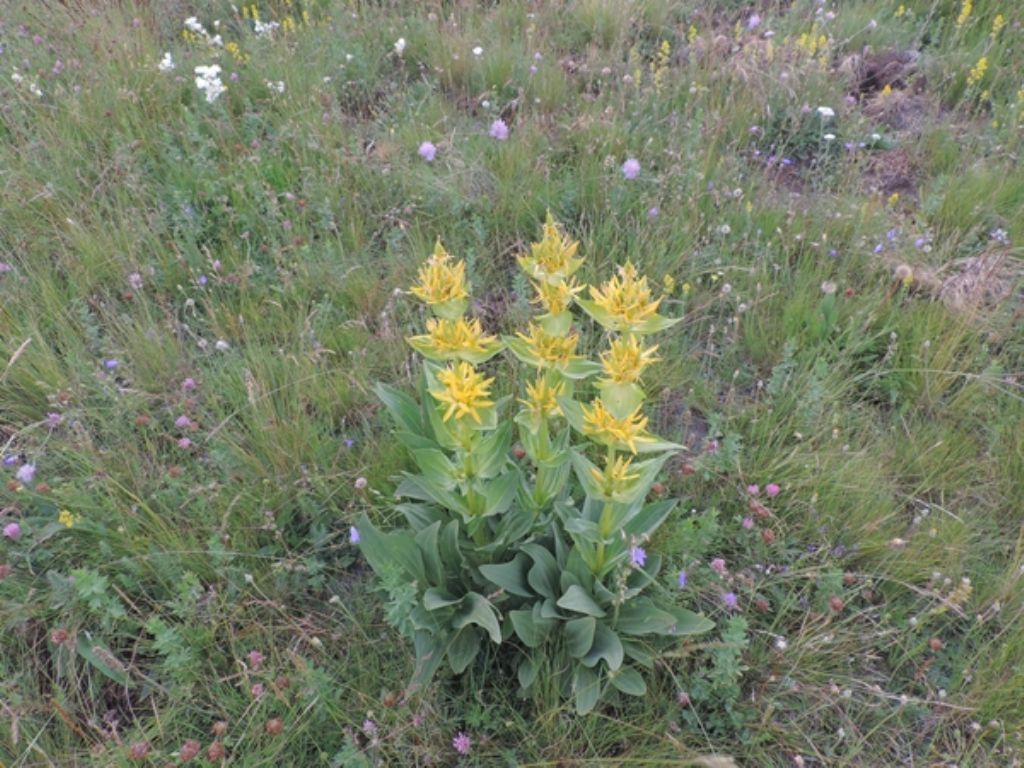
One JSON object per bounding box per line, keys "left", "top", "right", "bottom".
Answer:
{"left": 1, "top": 0, "right": 1023, "bottom": 765}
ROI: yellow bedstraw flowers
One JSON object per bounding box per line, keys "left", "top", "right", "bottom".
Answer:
{"left": 430, "top": 362, "right": 495, "bottom": 424}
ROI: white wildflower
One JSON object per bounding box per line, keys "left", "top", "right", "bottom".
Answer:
{"left": 817, "top": 106, "right": 835, "bottom": 118}
{"left": 266, "top": 80, "right": 285, "bottom": 93}
{"left": 194, "top": 64, "right": 226, "bottom": 103}
{"left": 394, "top": 38, "right": 406, "bottom": 55}
{"left": 158, "top": 52, "right": 176, "bottom": 72}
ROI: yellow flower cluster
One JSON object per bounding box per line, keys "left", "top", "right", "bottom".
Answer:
{"left": 651, "top": 40, "right": 671, "bottom": 93}
{"left": 581, "top": 399, "right": 652, "bottom": 454}
{"left": 589, "top": 455, "right": 639, "bottom": 496}
{"left": 518, "top": 212, "right": 583, "bottom": 285}
{"left": 589, "top": 262, "right": 662, "bottom": 329}
{"left": 956, "top": 0, "right": 972, "bottom": 28}
{"left": 516, "top": 323, "right": 581, "bottom": 368}
{"left": 411, "top": 241, "right": 469, "bottom": 306}
{"left": 519, "top": 376, "right": 565, "bottom": 421}
{"left": 431, "top": 362, "right": 494, "bottom": 424}
{"left": 992, "top": 14, "right": 1006, "bottom": 37}
{"left": 417, "top": 317, "right": 496, "bottom": 357}
{"left": 599, "top": 336, "right": 659, "bottom": 385}
{"left": 967, "top": 56, "right": 988, "bottom": 87}
{"left": 58, "top": 509, "right": 80, "bottom": 528}
{"left": 533, "top": 278, "right": 584, "bottom": 315}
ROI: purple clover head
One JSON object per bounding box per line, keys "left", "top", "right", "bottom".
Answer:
{"left": 621, "top": 158, "right": 641, "bottom": 179}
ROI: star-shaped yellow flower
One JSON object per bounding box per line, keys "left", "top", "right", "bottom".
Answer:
{"left": 599, "top": 336, "right": 660, "bottom": 385}
{"left": 517, "top": 212, "right": 583, "bottom": 284}
{"left": 431, "top": 362, "right": 495, "bottom": 423}
{"left": 589, "top": 262, "right": 662, "bottom": 329}
{"left": 518, "top": 376, "right": 566, "bottom": 421}
{"left": 581, "top": 398, "right": 652, "bottom": 453}
{"left": 515, "top": 322, "right": 581, "bottom": 369}
{"left": 410, "top": 241, "right": 469, "bottom": 306}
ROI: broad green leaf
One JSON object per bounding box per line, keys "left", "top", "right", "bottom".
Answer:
{"left": 453, "top": 593, "right": 502, "bottom": 644}
{"left": 621, "top": 638, "right": 654, "bottom": 668}
{"left": 609, "top": 667, "right": 647, "bottom": 696}
{"left": 438, "top": 520, "right": 463, "bottom": 576}
{"left": 573, "top": 665, "right": 601, "bottom": 715}
{"left": 415, "top": 522, "right": 444, "bottom": 587}
{"left": 565, "top": 616, "right": 596, "bottom": 658}
{"left": 447, "top": 628, "right": 481, "bottom": 674}
{"left": 634, "top": 314, "right": 683, "bottom": 334}
{"left": 509, "top": 607, "right": 553, "bottom": 648}
{"left": 411, "top": 449, "right": 457, "bottom": 490}
{"left": 539, "top": 310, "right": 573, "bottom": 336}
{"left": 409, "top": 630, "right": 445, "bottom": 692}
{"left": 582, "top": 623, "right": 624, "bottom": 671}
{"left": 423, "top": 587, "right": 461, "bottom": 611}
{"left": 395, "top": 475, "right": 469, "bottom": 517}
{"left": 623, "top": 500, "right": 677, "bottom": 539}
{"left": 374, "top": 383, "right": 423, "bottom": 435}
{"left": 598, "top": 381, "right": 645, "bottom": 420}
{"left": 473, "top": 420, "right": 512, "bottom": 478}
{"left": 481, "top": 470, "right": 519, "bottom": 517}
{"left": 557, "top": 585, "right": 606, "bottom": 617}
{"left": 662, "top": 605, "right": 715, "bottom": 636}
{"left": 479, "top": 554, "right": 533, "bottom": 598}
{"left": 356, "top": 515, "right": 425, "bottom": 584}
{"left": 76, "top": 637, "right": 130, "bottom": 686}
{"left": 397, "top": 502, "right": 443, "bottom": 530}
{"left": 517, "top": 657, "right": 538, "bottom": 690}
{"left": 562, "top": 358, "right": 603, "bottom": 380}
{"left": 613, "top": 598, "right": 678, "bottom": 635}
{"left": 395, "top": 430, "right": 437, "bottom": 453}
{"left": 523, "top": 543, "right": 559, "bottom": 599}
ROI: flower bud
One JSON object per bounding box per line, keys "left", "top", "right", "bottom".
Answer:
{"left": 207, "top": 741, "right": 226, "bottom": 761}
{"left": 179, "top": 740, "right": 201, "bottom": 762}
{"left": 265, "top": 717, "right": 284, "bottom": 736}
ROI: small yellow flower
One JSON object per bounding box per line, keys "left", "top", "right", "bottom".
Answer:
{"left": 58, "top": 509, "right": 79, "bottom": 528}
{"left": 408, "top": 317, "right": 498, "bottom": 360}
{"left": 600, "top": 336, "right": 659, "bottom": 385}
{"left": 662, "top": 274, "right": 676, "bottom": 294}
{"left": 581, "top": 398, "right": 652, "bottom": 454}
{"left": 516, "top": 322, "right": 581, "bottom": 368}
{"left": 880, "top": 83, "right": 893, "bottom": 98}
{"left": 956, "top": 0, "right": 972, "bottom": 28}
{"left": 518, "top": 212, "right": 583, "bottom": 283}
{"left": 589, "top": 262, "right": 662, "bottom": 329}
{"left": 589, "top": 455, "right": 640, "bottom": 496}
{"left": 992, "top": 14, "right": 1006, "bottom": 37}
{"left": 410, "top": 241, "right": 469, "bottom": 306}
{"left": 888, "top": 192, "right": 900, "bottom": 207}
{"left": 688, "top": 24, "right": 698, "bottom": 43}
{"left": 967, "top": 56, "right": 988, "bottom": 87}
{"left": 519, "top": 376, "right": 566, "bottom": 420}
{"left": 431, "top": 362, "right": 494, "bottom": 423}
{"left": 533, "top": 278, "right": 583, "bottom": 315}
{"left": 896, "top": 4, "right": 906, "bottom": 18}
